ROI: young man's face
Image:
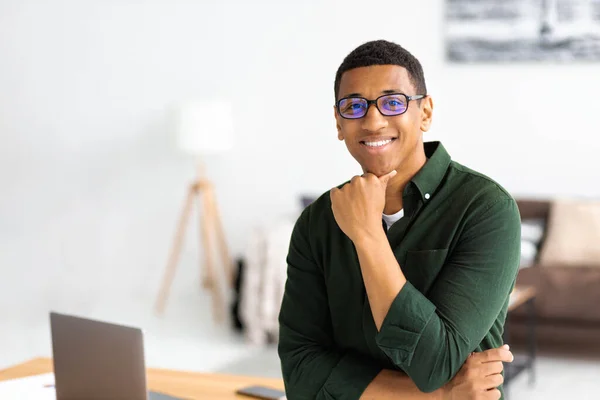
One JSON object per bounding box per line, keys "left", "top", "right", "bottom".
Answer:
{"left": 334, "top": 65, "right": 433, "bottom": 177}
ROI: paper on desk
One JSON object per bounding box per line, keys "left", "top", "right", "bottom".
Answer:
{"left": 0, "top": 372, "right": 56, "bottom": 399}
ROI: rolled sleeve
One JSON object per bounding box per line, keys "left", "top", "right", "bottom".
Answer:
{"left": 375, "top": 281, "right": 436, "bottom": 367}
{"left": 373, "top": 197, "right": 521, "bottom": 393}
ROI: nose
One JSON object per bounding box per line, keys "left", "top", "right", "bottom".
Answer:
{"left": 361, "top": 103, "right": 388, "bottom": 133}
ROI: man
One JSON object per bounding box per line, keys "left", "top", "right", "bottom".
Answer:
{"left": 278, "top": 40, "right": 521, "bottom": 400}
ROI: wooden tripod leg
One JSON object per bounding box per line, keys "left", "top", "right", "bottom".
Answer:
{"left": 201, "top": 185, "right": 224, "bottom": 323}
{"left": 206, "top": 186, "right": 234, "bottom": 288}
{"left": 155, "top": 186, "right": 196, "bottom": 315}
{"left": 199, "top": 186, "right": 214, "bottom": 289}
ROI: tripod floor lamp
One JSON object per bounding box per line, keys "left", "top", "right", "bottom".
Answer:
{"left": 154, "top": 100, "right": 235, "bottom": 323}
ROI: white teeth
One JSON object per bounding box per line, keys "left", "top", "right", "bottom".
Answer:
{"left": 364, "top": 139, "right": 392, "bottom": 147}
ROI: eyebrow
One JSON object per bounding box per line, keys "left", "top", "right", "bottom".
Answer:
{"left": 342, "top": 89, "right": 406, "bottom": 98}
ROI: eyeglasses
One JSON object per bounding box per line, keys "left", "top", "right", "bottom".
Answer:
{"left": 335, "top": 93, "right": 426, "bottom": 119}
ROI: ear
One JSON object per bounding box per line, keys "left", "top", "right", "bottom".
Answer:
{"left": 419, "top": 96, "right": 434, "bottom": 132}
{"left": 334, "top": 105, "right": 344, "bottom": 141}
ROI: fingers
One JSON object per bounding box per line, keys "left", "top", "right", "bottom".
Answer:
{"left": 483, "top": 361, "right": 504, "bottom": 376}
{"left": 483, "top": 372, "right": 504, "bottom": 389}
{"left": 485, "top": 388, "right": 502, "bottom": 400}
{"left": 378, "top": 169, "right": 397, "bottom": 186}
{"left": 350, "top": 175, "right": 362, "bottom": 184}
{"left": 351, "top": 170, "right": 398, "bottom": 186}
{"left": 476, "top": 347, "right": 514, "bottom": 364}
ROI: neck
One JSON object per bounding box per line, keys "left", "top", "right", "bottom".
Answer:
{"left": 383, "top": 149, "right": 427, "bottom": 215}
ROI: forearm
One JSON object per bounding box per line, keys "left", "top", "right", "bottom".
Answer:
{"left": 361, "top": 369, "right": 444, "bottom": 400}
{"left": 279, "top": 324, "right": 382, "bottom": 399}
{"left": 353, "top": 233, "right": 457, "bottom": 392}
{"left": 354, "top": 200, "right": 521, "bottom": 393}
{"left": 354, "top": 234, "right": 462, "bottom": 392}
{"left": 354, "top": 231, "right": 407, "bottom": 330}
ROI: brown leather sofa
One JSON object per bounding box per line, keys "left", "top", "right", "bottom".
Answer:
{"left": 507, "top": 199, "right": 600, "bottom": 350}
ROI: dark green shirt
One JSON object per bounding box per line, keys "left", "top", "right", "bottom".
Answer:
{"left": 278, "top": 141, "right": 521, "bottom": 399}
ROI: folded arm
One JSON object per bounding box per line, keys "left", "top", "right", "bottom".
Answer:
{"left": 355, "top": 197, "right": 521, "bottom": 393}
{"left": 278, "top": 208, "right": 445, "bottom": 399}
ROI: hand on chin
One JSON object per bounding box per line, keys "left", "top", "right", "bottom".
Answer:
{"left": 363, "top": 165, "right": 396, "bottom": 179}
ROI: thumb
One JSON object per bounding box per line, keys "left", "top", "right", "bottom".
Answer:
{"left": 379, "top": 169, "right": 397, "bottom": 186}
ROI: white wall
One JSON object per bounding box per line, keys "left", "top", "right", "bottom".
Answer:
{"left": 1, "top": 0, "right": 599, "bottom": 306}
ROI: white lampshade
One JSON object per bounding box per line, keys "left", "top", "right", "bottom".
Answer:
{"left": 174, "top": 100, "right": 235, "bottom": 155}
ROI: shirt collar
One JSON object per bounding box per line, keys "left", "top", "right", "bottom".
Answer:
{"left": 409, "top": 141, "right": 451, "bottom": 202}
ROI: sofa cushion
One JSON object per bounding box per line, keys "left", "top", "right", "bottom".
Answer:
{"left": 515, "top": 266, "right": 600, "bottom": 323}
{"left": 538, "top": 198, "right": 600, "bottom": 267}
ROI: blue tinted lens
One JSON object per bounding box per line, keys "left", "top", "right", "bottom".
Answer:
{"left": 378, "top": 94, "right": 407, "bottom": 115}
{"left": 338, "top": 98, "right": 367, "bottom": 118}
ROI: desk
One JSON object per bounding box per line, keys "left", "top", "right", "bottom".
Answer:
{"left": 0, "top": 358, "right": 285, "bottom": 399}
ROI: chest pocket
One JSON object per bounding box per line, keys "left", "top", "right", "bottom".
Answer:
{"left": 402, "top": 249, "right": 449, "bottom": 295}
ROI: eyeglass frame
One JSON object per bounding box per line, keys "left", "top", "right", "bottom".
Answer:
{"left": 335, "top": 93, "right": 427, "bottom": 120}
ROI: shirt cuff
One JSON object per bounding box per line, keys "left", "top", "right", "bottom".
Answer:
{"left": 322, "top": 352, "right": 382, "bottom": 399}
{"left": 375, "top": 281, "right": 436, "bottom": 368}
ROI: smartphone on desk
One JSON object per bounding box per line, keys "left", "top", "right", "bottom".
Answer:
{"left": 236, "top": 385, "right": 286, "bottom": 400}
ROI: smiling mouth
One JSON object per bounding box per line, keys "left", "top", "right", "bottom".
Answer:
{"left": 360, "top": 138, "right": 397, "bottom": 148}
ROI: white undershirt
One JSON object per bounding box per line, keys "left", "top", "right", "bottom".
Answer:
{"left": 382, "top": 208, "right": 404, "bottom": 231}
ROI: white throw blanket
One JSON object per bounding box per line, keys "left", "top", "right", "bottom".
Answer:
{"left": 240, "top": 217, "right": 295, "bottom": 345}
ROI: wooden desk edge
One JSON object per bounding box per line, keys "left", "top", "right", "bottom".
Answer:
{"left": 0, "top": 357, "right": 285, "bottom": 394}
{"left": 0, "top": 358, "right": 53, "bottom": 381}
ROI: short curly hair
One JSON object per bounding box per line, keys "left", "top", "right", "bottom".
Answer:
{"left": 334, "top": 40, "right": 427, "bottom": 101}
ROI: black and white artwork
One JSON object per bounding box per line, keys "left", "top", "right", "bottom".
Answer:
{"left": 446, "top": 0, "right": 600, "bottom": 62}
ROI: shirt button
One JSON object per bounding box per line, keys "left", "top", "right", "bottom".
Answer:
{"left": 425, "top": 193, "right": 431, "bottom": 200}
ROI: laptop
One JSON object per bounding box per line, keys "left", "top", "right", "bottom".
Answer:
{"left": 50, "top": 312, "right": 183, "bottom": 400}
